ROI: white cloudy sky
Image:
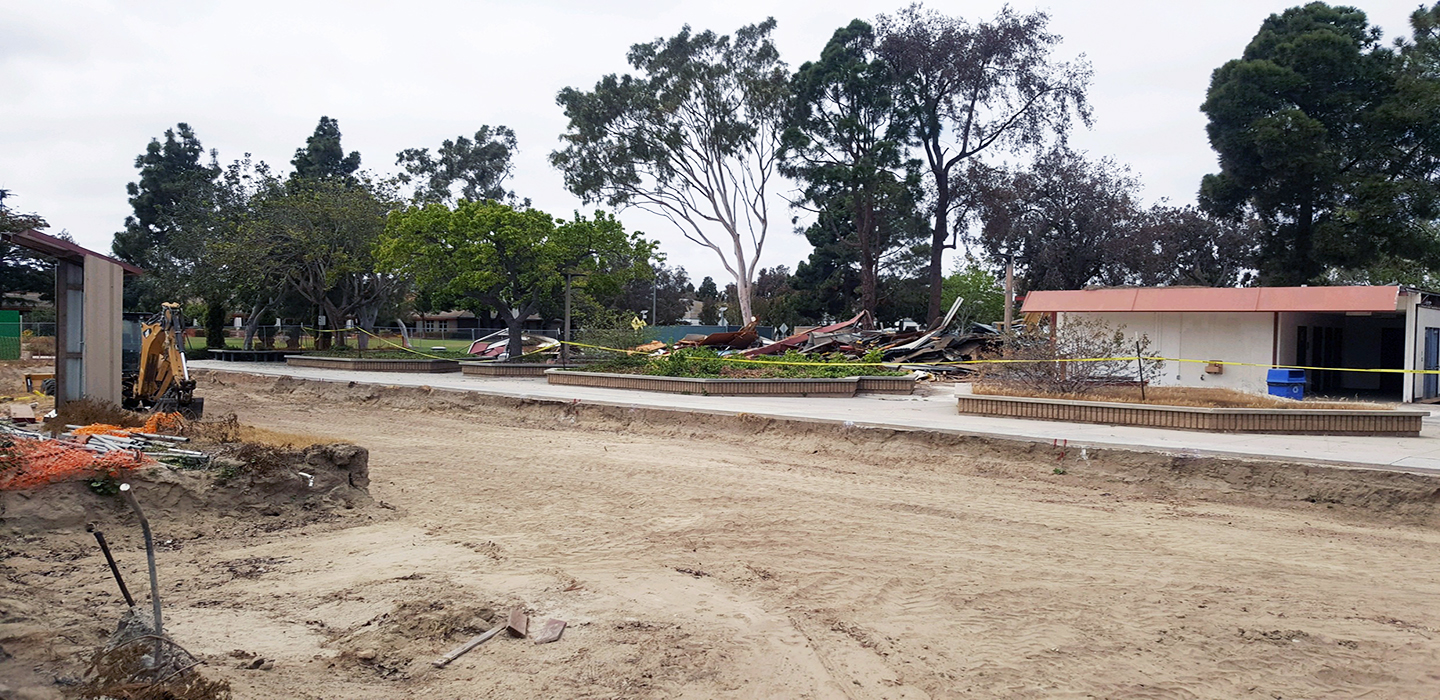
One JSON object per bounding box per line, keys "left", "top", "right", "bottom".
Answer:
{"left": 0, "top": 0, "right": 1424, "bottom": 285}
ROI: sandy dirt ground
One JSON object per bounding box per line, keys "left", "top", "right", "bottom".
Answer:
{"left": 4, "top": 371, "right": 1440, "bottom": 699}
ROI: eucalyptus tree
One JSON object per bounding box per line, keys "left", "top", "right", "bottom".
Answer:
{"left": 395, "top": 125, "right": 518, "bottom": 204}
{"left": 552, "top": 19, "right": 789, "bottom": 322}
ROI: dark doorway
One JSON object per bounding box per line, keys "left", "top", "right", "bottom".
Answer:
{"left": 1379, "top": 327, "right": 1403, "bottom": 396}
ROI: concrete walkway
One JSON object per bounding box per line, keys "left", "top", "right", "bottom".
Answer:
{"left": 190, "top": 360, "right": 1440, "bottom": 477}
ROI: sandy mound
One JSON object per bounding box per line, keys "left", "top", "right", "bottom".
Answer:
{"left": 0, "top": 442, "right": 376, "bottom": 700}
{"left": 0, "top": 442, "right": 371, "bottom": 535}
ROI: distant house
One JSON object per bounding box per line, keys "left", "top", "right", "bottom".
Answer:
{"left": 1021, "top": 285, "right": 1438, "bottom": 403}
{"left": 406, "top": 309, "right": 555, "bottom": 335}
{"left": 678, "top": 300, "right": 704, "bottom": 325}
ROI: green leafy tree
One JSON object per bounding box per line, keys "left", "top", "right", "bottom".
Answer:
{"left": 698, "top": 301, "right": 721, "bottom": 325}
{"left": 246, "top": 177, "right": 402, "bottom": 347}
{"left": 877, "top": 6, "right": 1090, "bottom": 323}
{"left": 1200, "top": 2, "right": 1440, "bottom": 284}
{"left": 112, "top": 123, "right": 221, "bottom": 313}
{"left": 783, "top": 19, "right": 918, "bottom": 324}
{"left": 749, "top": 265, "right": 803, "bottom": 329}
{"left": 552, "top": 19, "right": 789, "bottom": 323}
{"left": 0, "top": 189, "right": 54, "bottom": 302}
{"left": 695, "top": 276, "right": 719, "bottom": 301}
{"left": 1130, "top": 206, "right": 1259, "bottom": 287}
{"left": 612, "top": 262, "right": 692, "bottom": 325}
{"left": 791, "top": 213, "right": 859, "bottom": 323}
{"left": 972, "top": 147, "right": 1143, "bottom": 291}
{"left": 940, "top": 261, "right": 1005, "bottom": 328}
{"left": 291, "top": 116, "right": 361, "bottom": 182}
{"left": 378, "top": 201, "right": 656, "bottom": 360}
{"left": 209, "top": 157, "right": 300, "bottom": 349}
{"left": 396, "top": 125, "right": 518, "bottom": 204}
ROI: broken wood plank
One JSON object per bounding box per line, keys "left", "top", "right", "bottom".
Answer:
{"left": 532, "top": 618, "right": 566, "bottom": 644}
{"left": 506, "top": 608, "right": 528, "bottom": 638}
{"left": 431, "top": 624, "right": 504, "bottom": 668}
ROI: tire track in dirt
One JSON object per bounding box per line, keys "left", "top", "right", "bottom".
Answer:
{"left": 200, "top": 379, "right": 1440, "bottom": 699}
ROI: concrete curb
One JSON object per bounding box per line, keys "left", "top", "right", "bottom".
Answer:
{"left": 545, "top": 369, "right": 915, "bottom": 397}
{"left": 286, "top": 356, "right": 460, "bottom": 373}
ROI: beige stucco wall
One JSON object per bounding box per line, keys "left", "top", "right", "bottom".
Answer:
{"left": 1061, "top": 311, "right": 1276, "bottom": 394}
{"left": 1410, "top": 303, "right": 1440, "bottom": 402}
{"left": 82, "top": 256, "right": 124, "bottom": 404}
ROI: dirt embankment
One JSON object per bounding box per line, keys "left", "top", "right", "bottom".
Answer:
{"left": 0, "top": 440, "right": 378, "bottom": 699}
{"left": 211, "top": 370, "right": 1440, "bottom": 526}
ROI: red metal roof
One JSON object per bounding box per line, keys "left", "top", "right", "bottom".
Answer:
{"left": 5, "top": 229, "right": 144, "bottom": 275}
{"left": 1021, "top": 286, "right": 1402, "bottom": 314}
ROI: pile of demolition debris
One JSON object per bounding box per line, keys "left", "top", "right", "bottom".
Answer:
{"left": 0, "top": 413, "right": 210, "bottom": 490}
{"left": 605, "top": 297, "right": 1002, "bottom": 376}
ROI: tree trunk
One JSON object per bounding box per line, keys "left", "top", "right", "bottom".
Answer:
{"left": 729, "top": 231, "right": 755, "bottom": 323}
{"left": 503, "top": 308, "right": 526, "bottom": 361}
{"left": 856, "top": 187, "right": 879, "bottom": 328}
{"left": 926, "top": 198, "right": 949, "bottom": 326}
{"left": 734, "top": 275, "right": 753, "bottom": 324}
{"left": 241, "top": 299, "right": 276, "bottom": 350}
{"left": 320, "top": 300, "right": 346, "bottom": 349}
{"left": 355, "top": 304, "right": 380, "bottom": 350}
{"left": 925, "top": 153, "right": 952, "bottom": 326}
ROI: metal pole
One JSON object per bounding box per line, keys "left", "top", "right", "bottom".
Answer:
{"left": 651, "top": 282, "right": 657, "bottom": 326}
{"left": 1003, "top": 254, "right": 1014, "bottom": 336}
{"left": 119, "top": 484, "right": 163, "bottom": 644}
{"left": 1135, "top": 340, "right": 1147, "bottom": 402}
{"left": 88, "top": 525, "right": 135, "bottom": 607}
{"left": 562, "top": 274, "right": 572, "bottom": 367}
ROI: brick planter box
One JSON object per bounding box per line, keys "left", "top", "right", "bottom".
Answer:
{"left": 856, "top": 376, "right": 915, "bottom": 395}
{"left": 956, "top": 394, "right": 1424, "bottom": 436}
{"left": 461, "top": 362, "right": 555, "bottom": 377}
{"left": 546, "top": 370, "right": 914, "bottom": 397}
{"left": 286, "top": 356, "right": 460, "bottom": 373}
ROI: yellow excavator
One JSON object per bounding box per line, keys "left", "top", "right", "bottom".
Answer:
{"left": 122, "top": 302, "right": 203, "bottom": 419}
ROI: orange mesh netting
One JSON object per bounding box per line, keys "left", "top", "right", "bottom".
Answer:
{"left": 73, "top": 423, "right": 130, "bottom": 437}
{"left": 142, "top": 412, "right": 186, "bottom": 435}
{"left": 0, "top": 439, "right": 150, "bottom": 491}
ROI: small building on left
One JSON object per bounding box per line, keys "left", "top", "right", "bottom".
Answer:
{"left": 1, "top": 229, "right": 142, "bottom": 408}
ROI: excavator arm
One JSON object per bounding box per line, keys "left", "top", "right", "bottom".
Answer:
{"left": 124, "top": 303, "right": 203, "bottom": 418}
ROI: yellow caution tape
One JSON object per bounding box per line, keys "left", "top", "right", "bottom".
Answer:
{"left": 555, "top": 340, "right": 1440, "bottom": 375}
{"left": 285, "top": 331, "right": 1440, "bottom": 375}
{"left": 301, "top": 327, "right": 458, "bottom": 361}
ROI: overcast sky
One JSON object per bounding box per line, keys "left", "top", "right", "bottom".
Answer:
{"left": 0, "top": 0, "right": 1425, "bottom": 285}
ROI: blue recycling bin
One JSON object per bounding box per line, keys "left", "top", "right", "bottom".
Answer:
{"left": 1266, "top": 368, "right": 1306, "bottom": 400}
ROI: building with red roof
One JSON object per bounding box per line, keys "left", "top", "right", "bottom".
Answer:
{"left": 1020, "top": 285, "right": 1436, "bottom": 403}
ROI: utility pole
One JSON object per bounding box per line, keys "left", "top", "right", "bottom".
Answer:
{"left": 1003, "top": 253, "right": 1015, "bottom": 336}
{"left": 562, "top": 273, "right": 574, "bottom": 367}
{"left": 561, "top": 270, "right": 587, "bottom": 366}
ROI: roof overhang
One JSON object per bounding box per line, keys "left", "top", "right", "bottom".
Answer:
{"left": 2, "top": 229, "right": 144, "bottom": 276}
{"left": 1021, "top": 286, "right": 1403, "bottom": 314}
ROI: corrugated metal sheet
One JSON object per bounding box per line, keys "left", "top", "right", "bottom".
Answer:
{"left": 1021, "top": 286, "right": 1402, "bottom": 313}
